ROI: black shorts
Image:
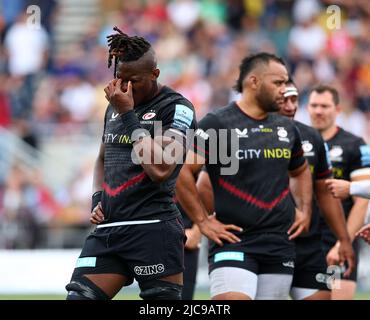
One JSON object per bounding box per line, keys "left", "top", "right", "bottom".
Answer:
{"left": 322, "top": 236, "right": 359, "bottom": 282}
{"left": 70, "top": 217, "right": 185, "bottom": 286}
{"left": 208, "top": 232, "right": 295, "bottom": 275}
{"left": 292, "top": 235, "right": 330, "bottom": 291}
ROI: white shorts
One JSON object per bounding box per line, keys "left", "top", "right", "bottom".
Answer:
{"left": 210, "top": 267, "right": 293, "bottom": 300}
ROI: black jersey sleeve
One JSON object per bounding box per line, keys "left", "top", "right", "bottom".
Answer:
{"left": 289, "top": 124, "right": 305, "bottom": 171}
{"left": 315, "top": 135, "right": 333, "bottom": 180}
{"left": 349, "top": 138, "right": 370, "bottom": 177}
{"left": 158, "top": 100, "right": 196, "bottom": 135}
{"left": 102, "top": 106, "right": 109, "bottom": 142}
{"left": 191, "top": 113, "right": 221, "bottom": 161}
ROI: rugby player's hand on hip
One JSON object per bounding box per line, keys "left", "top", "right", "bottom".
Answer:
{"left": 198, "top": 214, "right": 242, "bottom": 246}
{"left": 337, "top": 239, "right": 355, "bottom": 278}
{"left": 104, "top": 79, "right": 134, "bottom": 114}
{"left": 185, "top": 226, "right": 202, "bottom": 250}
{"left": 90, "top": 202, "right": 105, "bottom": 224}
{"left": 287, "top": 208, "right": 310, "bottom": 240}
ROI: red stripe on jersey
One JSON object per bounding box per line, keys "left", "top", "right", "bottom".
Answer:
{"left": 317, "top": 168, "right": 332, "bottom": 178}
{"left": 219, "top": 178, "right": 290, "bottom": 210}
{"left": 192, "top": 143, "right": 209, "bottom": 155}
{"left": 102, "top": 172, "right": 147, "bottom": 197}
{"left": 292, "top": 148, "right": 304, "bottom": 158}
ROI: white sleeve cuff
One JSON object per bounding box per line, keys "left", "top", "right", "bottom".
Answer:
{"left": 350, "top": 181, "right": 370, "bottom": 199}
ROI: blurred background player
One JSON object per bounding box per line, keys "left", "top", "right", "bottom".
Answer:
{"left": 65, "top": 27, "right": 196, "bottom": 300}
{"left": 307, "top": 85, "right": 370, "bottom": 300}
{"left": 326, "top": 179, "right": 370, "bottom": 246}
{"left": 176, "top": 52, "right": 312, "bottom": 300}
{"left": 277, "top": 80, "right": 354, "bottom": 300}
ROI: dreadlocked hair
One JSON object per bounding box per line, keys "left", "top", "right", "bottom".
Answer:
{"left": 107, "top": 26, "right": 151, "bottom": 76}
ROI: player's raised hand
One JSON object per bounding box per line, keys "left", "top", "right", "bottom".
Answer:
{"left": 104, "top": 79, "right": 134, "bottom": 114}
{"left": 104, "top": 78, "right": 117, "bottom": 101}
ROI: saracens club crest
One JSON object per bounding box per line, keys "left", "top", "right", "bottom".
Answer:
{"left": 142, "top": 112, "right": 156, "bottom": 120}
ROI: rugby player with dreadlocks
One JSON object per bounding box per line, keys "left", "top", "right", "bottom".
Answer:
{"left": 65, "top": 27, "right": 196, "bottom": 300}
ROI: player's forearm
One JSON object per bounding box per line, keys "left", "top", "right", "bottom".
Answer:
{"left": 316, "top": 182, "right": 350, "bottom": 242}
{"left": 176, "top": 166, "right": 208, "bottom": 225}
{"left": 290, "top": 164, "right": 312, "bottom": 216}
{"left": 133, "top": 136, "right": 182, "bottom": 183}
{"left": 196, "top": 171, "right": 214, "bottom": 214}
{"left": 92, "top": 146, "right": 105, "bottom": 193}
{"left": 346, "top": 197, "right": 369, "bottom": 241}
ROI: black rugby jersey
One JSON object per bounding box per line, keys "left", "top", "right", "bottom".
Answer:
{"left": 174, "top": 197, "right": 193, "bottom": 229}
{"left": 100, "top": 86, "right": 196, "bottom": 223}
{"left": 320, "top": 127, "right": 370, "bottom": 243}
{"left": 294, "top": 121, "right": 332, "bottom": 239}
{"left": 192, "top": 102, "right": 306, "bottom": 234}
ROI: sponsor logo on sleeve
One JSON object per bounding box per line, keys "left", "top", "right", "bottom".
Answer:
{"left": 360, "top": 145, "right": 370, "bottom": 166}
{"left": 173, "top": 104, "right": 194, "bottom": 129}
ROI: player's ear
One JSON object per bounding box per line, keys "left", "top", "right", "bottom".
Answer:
{"left": 151, "top": 68, "right": 160, "bottom": 80}
{"left": 248, "top": 74, "right": 259, "bottom": 90}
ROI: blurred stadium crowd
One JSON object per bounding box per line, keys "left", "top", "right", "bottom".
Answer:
{"left": 0, "top": 0, "right": 370, "bottom": 249}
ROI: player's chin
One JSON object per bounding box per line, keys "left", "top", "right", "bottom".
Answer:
{"left": 312, "top": 119, "right": 325, "bottom": 128}
{"left": 283, "top": 111, "right": 295, "bottom": 118}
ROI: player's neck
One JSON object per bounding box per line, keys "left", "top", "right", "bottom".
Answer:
{"left": 321, "top": 125, "right": 338, "bottom": 141}
{"left": 150, "top": 82, "right": 161, "bottom": 99}
{"left": 139, "top": 83, "right": 162, "bottom": 106}
{"left": 237, "top": 95, "right": 268, "bottom": 120}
